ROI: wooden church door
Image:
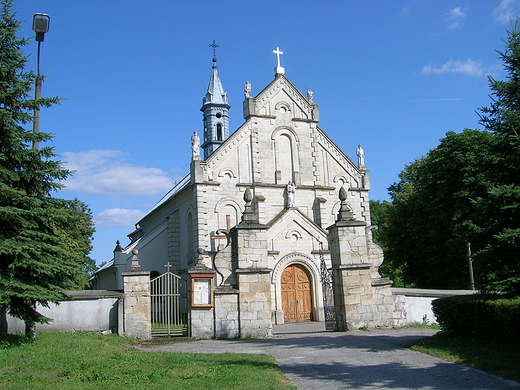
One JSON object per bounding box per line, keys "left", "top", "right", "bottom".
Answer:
{"left": 281, "top": 264, "right": 312, "bottom": 322}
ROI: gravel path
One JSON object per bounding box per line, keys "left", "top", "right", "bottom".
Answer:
{"left": 137, "top": 323, "right": 520, "bottom": 390}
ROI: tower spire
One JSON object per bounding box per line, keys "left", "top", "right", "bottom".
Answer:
{"left": 201, "top": 40, "right": 231, "bottom": 159}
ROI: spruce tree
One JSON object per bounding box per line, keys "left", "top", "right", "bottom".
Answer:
{"left": 0, "top": 0, "right": 95, "bottom": 337}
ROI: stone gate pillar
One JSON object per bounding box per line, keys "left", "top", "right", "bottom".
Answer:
{"left": 232, "top": 188, "right": 272, "bottom": 338}
{"left": 122, "top": 250, "right": 151, "bottom": 339}
{"left": 188, "top": 251, "right": 217, "bottom": 339}
{"left": 327, "top": 187, "right": 384, "bottom": 331}
{"left": 327, "top": 222, "right": 370, "bottom": 330}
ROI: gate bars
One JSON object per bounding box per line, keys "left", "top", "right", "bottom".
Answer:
{"left": 319, "top": 242, "right": 337, "bottom": 331}
{"left": 150, "top": 266, "right": 188, "bottom": 337}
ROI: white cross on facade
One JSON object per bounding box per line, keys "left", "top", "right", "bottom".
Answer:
{"left": 273, "top": 47, "right": 284, "bottom": 67}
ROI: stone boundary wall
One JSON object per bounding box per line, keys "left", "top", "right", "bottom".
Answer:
{"left": 393, "top": 288, "right": 477, "bottom": 325}
{"left": 1, "top": 287, "right": 478, "bottom": 336}
{"left": 0, "top": 290, "right": 123, "bottom": 335}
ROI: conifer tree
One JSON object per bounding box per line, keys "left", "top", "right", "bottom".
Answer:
{"left": 0, "top": 0, "right": 95, "bottom": 337}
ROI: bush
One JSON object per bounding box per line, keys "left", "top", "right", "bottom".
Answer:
{"left": 432, "top": 294, "right": 520, "bottom": 343}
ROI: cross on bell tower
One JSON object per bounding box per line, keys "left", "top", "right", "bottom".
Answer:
{"left": 209, "top": 39, "right": 219, "bottom": 58}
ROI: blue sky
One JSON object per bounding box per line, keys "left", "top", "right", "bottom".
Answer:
{"left": 11, "top": 0, "right": 520, "bottom": 264}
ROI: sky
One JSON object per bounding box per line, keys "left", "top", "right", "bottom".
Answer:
{"left": 10, "top": 0, "right": 520, "bottom": 265}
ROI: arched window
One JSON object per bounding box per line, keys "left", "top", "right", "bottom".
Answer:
{"left": 217, "top": 123, "right": 222, "bottom": 140}
{"left": 275, "top": 133, "right": 293, "bottom": 183}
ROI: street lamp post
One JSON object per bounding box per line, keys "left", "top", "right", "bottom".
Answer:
{"left": 467, "top": 242, "right": 476, "bottom": 290}
{"left": 32, "top": 13, "right": 50, "bottom": 150}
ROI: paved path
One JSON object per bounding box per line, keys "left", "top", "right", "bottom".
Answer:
{"left": 137, "top": 323, "right": 520, "bottom": 390}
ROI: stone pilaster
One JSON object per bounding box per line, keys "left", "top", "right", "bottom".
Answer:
{"left": 122, "top": 250, "right": 151, "bottom": 339}
{"left": 167, "top": 211, "right": 181, "bottom": 270}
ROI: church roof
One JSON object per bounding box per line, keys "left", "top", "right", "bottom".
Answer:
{"left": 202, "top": 58, "right": 229, "bottom": 107}
{"left": 138, "top": 173, "right": 190, "bottom": 223}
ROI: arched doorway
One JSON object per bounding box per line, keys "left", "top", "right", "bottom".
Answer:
{"left": 281, "top": 264, "right": 312, "bottom": 322}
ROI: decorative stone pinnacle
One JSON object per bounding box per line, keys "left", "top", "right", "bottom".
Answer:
{"left": 244, "top": 188, "right": 253, "bottom": 205}
{"left": 241, "top": 188, "right": 258, "bottom": 224}
{"left": 339, "top": 186, "right": 347, "bottom": 202}
{"left": 131, "top": 249, "right": 140, "bottom": 268}
{"left": 337, "top": 187, "right": 355, "bottom": 222}
{"left": 114, "top": 240, "right": 123, "bottom": 252}
{"left": 197, "top": 248, "right": 205, "bottom": 264}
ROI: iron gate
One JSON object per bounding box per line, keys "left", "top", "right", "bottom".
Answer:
{"left": 320, "top": 243, "right": 337, "bottom": 330}
{"left": 150, "top": 266, "right": 188, "bottom": 337}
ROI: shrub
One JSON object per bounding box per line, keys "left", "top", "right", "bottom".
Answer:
{"left": 432, "top": 294, "right": 520, "bottom": 343}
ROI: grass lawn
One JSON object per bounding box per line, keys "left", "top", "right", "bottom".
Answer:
{"left": 406, "top": 332, "right": 520, "bottom": 383}
{"left": 0, "top": 332, "right": 296, "bottom": 390}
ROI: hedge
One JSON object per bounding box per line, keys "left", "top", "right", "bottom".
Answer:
{"left": 431, "top": 294, "right": 520, "bottom": 343}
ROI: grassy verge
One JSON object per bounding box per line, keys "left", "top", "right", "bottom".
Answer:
{"left": 0, "top": 332, "right": 296, "bottom": 390}
{"left": 406, "top": 332, "right": 520, "bottom": 383}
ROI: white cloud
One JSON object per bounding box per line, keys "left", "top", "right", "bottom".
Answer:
{"left": 446, "top": 7, "right": 466, "bottom": 29}
{"left": 422, "top": 59, "right": 483, "bottom": 77}
{"left": 95, "top": 208, "right": 146, "bottom": 228}
{"left": 494, "top": 0, "right": 520, "bottom": 24}
{"left": 60, "top": 150, "right": 175, "bottom": 195}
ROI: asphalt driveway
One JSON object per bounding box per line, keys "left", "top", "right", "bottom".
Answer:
{"left": 137, "top": 322, "right": 520, "bottom": 390}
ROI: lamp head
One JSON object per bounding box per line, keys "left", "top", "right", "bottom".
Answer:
{"left": 33, "top": 13, "right": 50, "bottom": 42}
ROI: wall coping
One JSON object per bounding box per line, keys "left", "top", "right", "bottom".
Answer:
{"left": 392, "top": 288, "right": 478, "bottom": 298}
{"left": 64, "top": 290, "right": 123, "bottom": 300}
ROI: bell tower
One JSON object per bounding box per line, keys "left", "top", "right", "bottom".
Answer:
{"left": 201, "top": 40, "right": 230, "bottom": 159}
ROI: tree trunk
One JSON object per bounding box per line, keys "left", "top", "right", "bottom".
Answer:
{"left": 0, "top": 307, "right": 7, "bottom": 334}
{"left": 25, "top": 319, "right": 36, "bottom": 339}
{"left": 25, "top": 303, "right": 37, "bottom": 339}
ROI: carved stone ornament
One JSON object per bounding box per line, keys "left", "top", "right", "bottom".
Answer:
{"left": 244, "top": 188, "right": 253, "bottom": 204}
{"left": 339, "top": 186, "right": 348, "bottom": 202}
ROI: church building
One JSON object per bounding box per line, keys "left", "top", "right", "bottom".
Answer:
{"left": 93, "top": 47, "right": 404, "bottom": 337}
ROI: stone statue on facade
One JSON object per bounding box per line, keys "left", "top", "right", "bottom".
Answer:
{"left": 191, "top": 131, "right": 200, "bottom": 159}
{"left": 307, "top": 88, "right": 314, "bottom": 103}
{"left": 356, "top": 144, "right": 365, "bottom": 168}
{"left": 244, "top": 81, "right": 252, "bottom": 98}
{"left": 286, "top": 181, "right": 296, "bottom": 208}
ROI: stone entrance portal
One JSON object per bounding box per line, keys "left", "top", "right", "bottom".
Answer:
{"left": 281, "top": 264, "right": 312, "bottom": 322}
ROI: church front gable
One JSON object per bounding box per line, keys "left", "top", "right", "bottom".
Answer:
{"left": 266, "top": 208, "right": 328, "bottom": 261}
{"left": 253, "top": 75, "right": 315, "bottom": 122}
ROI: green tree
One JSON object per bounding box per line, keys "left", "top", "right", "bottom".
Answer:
{"left": 0, "top": 0, "right": 95, "bottom": 337}
{"left": 382, "top": 130, "right": 501, "bottom": 290}
{"left": 475, "top": 21, "right": 520, "bottom": 295}
{"left": 369, "top": 200, "right": 406, "bottom": 287}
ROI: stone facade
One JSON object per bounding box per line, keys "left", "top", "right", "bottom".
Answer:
{"left": 93, "top": 55, "right": 406, "bottom": 337}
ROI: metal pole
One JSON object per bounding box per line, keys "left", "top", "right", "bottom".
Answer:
{"left": 467, "top": 242, "right": 475, "bottom": 290}
{"left": 32, "top": 41, "right": 42, "bottom": 150}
